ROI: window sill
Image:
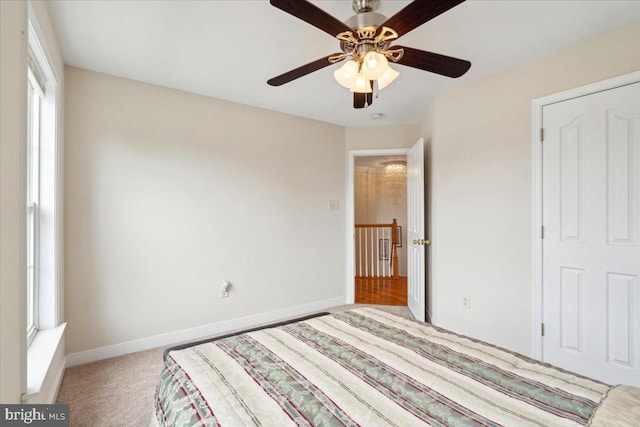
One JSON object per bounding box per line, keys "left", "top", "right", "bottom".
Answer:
{"left": 22, "top": 322, "right": 66, "bottom": 402}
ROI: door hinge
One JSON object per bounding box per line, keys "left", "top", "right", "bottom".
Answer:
{"left": 540, "top": 128, "right": 544, "bottom": 142}
{"left": 541, "top": 323, "right": 545, "bottom": 337}
{"left": 541, "top": 226, "right": 545, "bottom": 239}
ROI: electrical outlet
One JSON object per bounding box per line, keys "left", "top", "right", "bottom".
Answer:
{"left": 221, "top": 281, "right": 231, "bottom": 298}
{"left": 463, "top": 296, "right": 471, "bottom": 310}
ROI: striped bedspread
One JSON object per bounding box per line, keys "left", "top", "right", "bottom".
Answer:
{"left": 152, "top": 308, "right": 637, "bottom": 426}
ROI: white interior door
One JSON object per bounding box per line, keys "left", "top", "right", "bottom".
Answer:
{"left": 542, "top": 82, "right": 640, "bottom": 386}
{"left": 407, "top": 138, "right": 426, "bottom": 321}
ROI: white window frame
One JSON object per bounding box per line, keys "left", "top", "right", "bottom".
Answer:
{"left": 26, "top": 67, "right": 44, "bottom": 346}
{"left": 21, "top": 2, "right": 67, "bottom": 403}
{"left": 26, "top": 14, "right": 60, "bottom": 346}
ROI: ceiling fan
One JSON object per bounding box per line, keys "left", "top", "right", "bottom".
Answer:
{"left": 267, "top": 0, "right": 471, "bottom": 109}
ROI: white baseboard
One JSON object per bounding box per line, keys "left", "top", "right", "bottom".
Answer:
{"left": 66, "top": 296, "right": 345, "bottom": 367}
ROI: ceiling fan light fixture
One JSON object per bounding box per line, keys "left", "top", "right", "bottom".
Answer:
{"left": 333, "top": 60, "right": 359, "bottom": 89}
{"left": 267, "top": 0, "right": 471, "bottom": 109}
{"left": 377, "top": 65, "right": 399, "bottom": 90}
{"left": 361, "top": 51, "right": 388, "bottom": 80}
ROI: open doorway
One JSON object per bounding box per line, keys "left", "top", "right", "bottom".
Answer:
{"left": 353, "top": 154, "right": 408, "bottom": 306}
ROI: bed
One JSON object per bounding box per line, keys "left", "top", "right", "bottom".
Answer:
{"left": 152, "top": 308, "right": 640, "bottom": 426}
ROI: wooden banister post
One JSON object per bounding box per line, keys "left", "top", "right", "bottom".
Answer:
{"left": 391, "top": 219, "right": 399, "bottom": 278}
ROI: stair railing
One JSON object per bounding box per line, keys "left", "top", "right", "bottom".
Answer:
{"left": 354, "top": 218, "right": 399, "bottom": 278}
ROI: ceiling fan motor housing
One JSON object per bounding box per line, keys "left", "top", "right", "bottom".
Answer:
{"left": 347, "top": 0, "right": 387, "bottom": 41}
{"left": 344, "top": 12, "right": 387, "bottom": 32}
{"left": 352, "top": 0, "right": 380, "bottom": 14}
{"left": 342, "top": 11, "right": 389, "bottom": 55}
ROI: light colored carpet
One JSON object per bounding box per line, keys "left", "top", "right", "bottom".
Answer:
{"left": 56, "top": 304, "right": 413, "bottom": 426}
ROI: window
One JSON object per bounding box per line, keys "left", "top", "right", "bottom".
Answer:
{"left": 22, "top": 6, "right": 65, "bottom": 400}
{"left": 26, "top": 62, "right": 44, "bottom": 345}
{"left": 26, "top": 19, "right": 58, "bottom": 347}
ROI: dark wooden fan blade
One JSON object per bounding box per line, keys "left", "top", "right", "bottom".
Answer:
{"left": 378, "top": 0, "right": 466, "bottom": 39}
{"left": 270, "top": 0, "right": 353, "bottom": 38}
{"left": 353, "top": 90, "right": 374, "bottom": 109}
{"left": 394, "top": 46, "right": 471, "bottom": 78}
{"left": 267, "top": 54, "right": 343, "bottom": 86}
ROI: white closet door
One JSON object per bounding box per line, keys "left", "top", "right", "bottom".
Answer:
{"left": 542, "top": 82, "right": 640, "bottom": 386}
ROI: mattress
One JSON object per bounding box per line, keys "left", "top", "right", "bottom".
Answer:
{"left": 152, "top": 308, "right": 640, "bottom": 426}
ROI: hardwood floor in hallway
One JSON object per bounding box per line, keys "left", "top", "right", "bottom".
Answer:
{"left": 355, "top": 276, "right": 407, "bottom": 306}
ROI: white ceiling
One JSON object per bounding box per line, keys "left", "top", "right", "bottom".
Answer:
{"left": 46, "top": 1, "right": 640, "bottom": 127}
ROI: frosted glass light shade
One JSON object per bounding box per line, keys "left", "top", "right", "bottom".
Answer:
{"left": 361, "top": 51, "right": 388, "bottom": 80}
{"left": 333, "top": 60, "right": 359, "bottom": 89}
{"left": 351, "top": 72, "right": 372, "bottom": 93}
{"left": 377, "top": 66, "right": 399, "bottom": 90}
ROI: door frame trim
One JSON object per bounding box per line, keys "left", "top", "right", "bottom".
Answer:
{"left": 346, "top": 148, "right": 409, "bottom": 303}
{"left": 531, "top": 70, "right": 640, "bottom": 360}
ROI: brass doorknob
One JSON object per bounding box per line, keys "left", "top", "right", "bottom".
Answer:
{"left": 412, "top": 239, "right": 431, "bottom": 245}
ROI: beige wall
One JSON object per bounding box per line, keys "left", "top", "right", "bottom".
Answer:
{"left": 1, "top": 0, "right": 28, "bottom": 403}
{"left": 421, "top": 20, "right": 640, "bottom": 355}
{"left": 64, "top": 67, "right": 346, "bottom": 354}
{"left": 346, "top": 124, "right": 420, "bottom": 151}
